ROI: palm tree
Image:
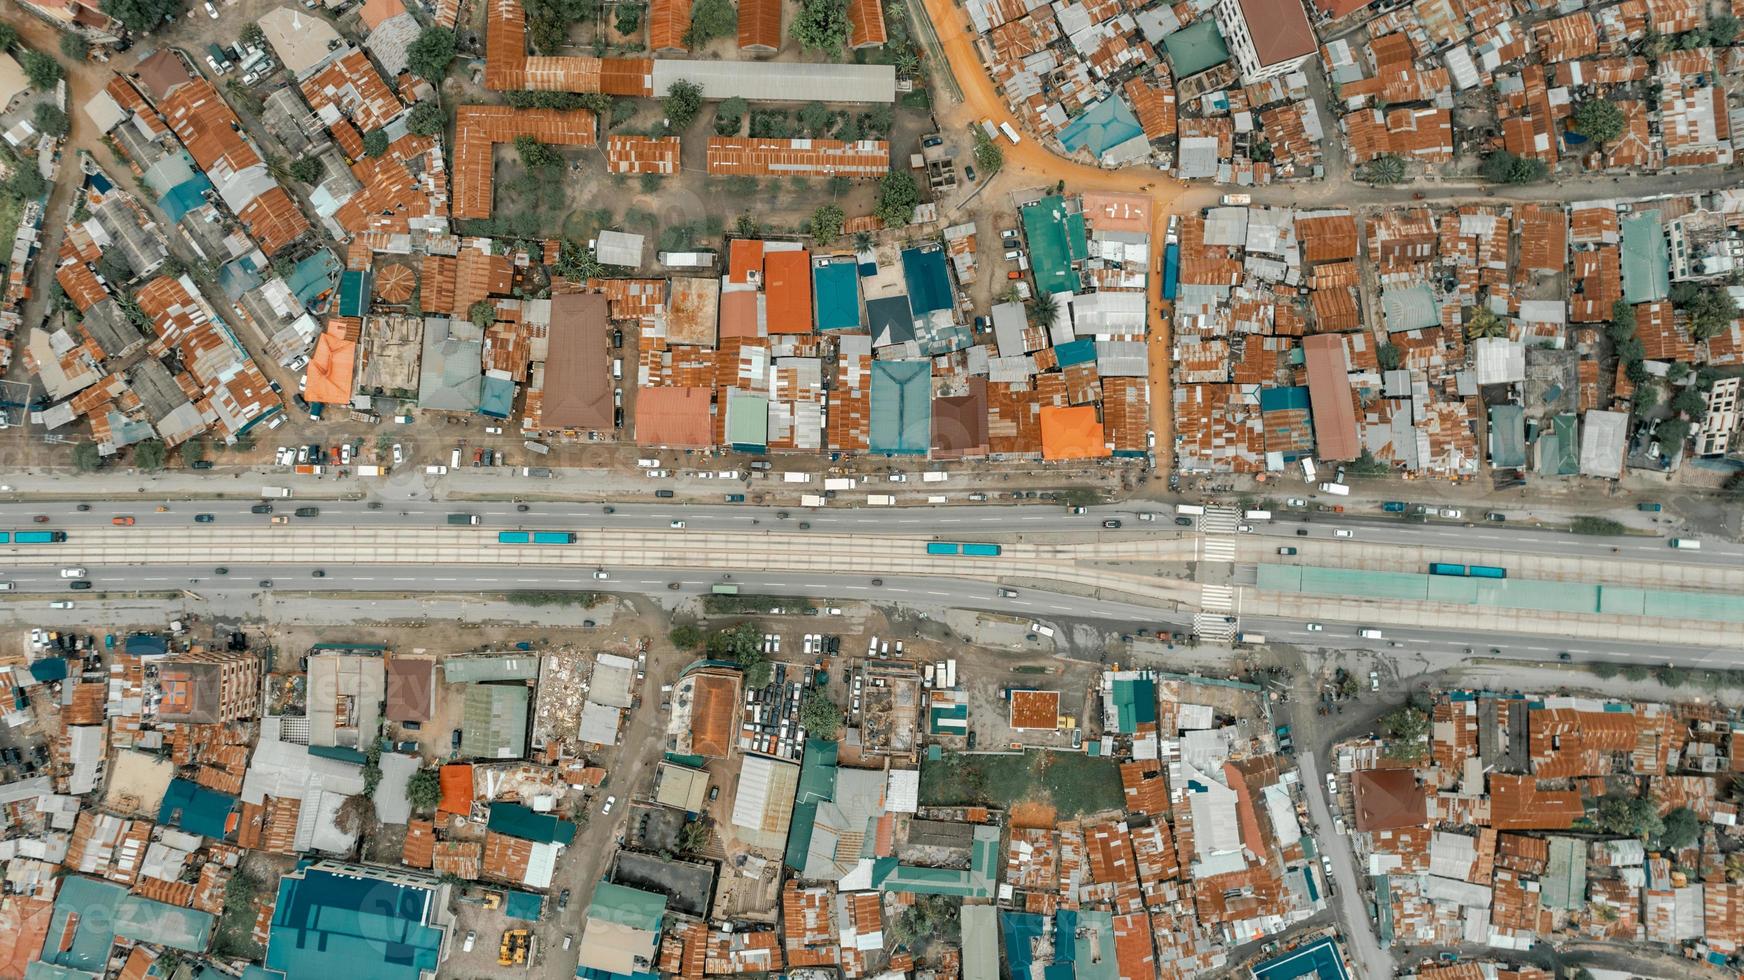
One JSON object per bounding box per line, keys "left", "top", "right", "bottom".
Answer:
{"left": 1029, "top": 290, "right": 1060, "bottom": 327}
{"left": 1364, "top": 154, "right": 1406, "bottom": 185}
{"left": 1464, "top": 306, "right": 1509, "bottom": 340}
{"left": 853, "top": 230, "right": 875, "bottom": 253}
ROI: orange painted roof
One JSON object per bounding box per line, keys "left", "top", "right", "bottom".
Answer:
{"left": 452, "top": 105, "right": 597, "bottom": 220}
{"left": 1039, "top": 404, "right": 1111, "bottom": 460}
{"left": 359, "top": 0, "right": 405, "bottom": 30}
{"left": 403, "top": 819, "right": 435, "bottom": 868}
{"left": 706, "top": 137, "right": 889, "bottom": 178}
{"left": 728, "top": 239, "right": 765, "bottom": 284}
{"left": 688, "top": 671, "right": 741, "bottom": 757}
{"left": 304, "top": 322, "right": 358, "bottom": 406}
{"left": 739, "top": 0, "right": 782, "bottom": 51}
{"left": 763, "top": 249, "right": 813, "bottom": 334}
{"left": 438, "top": 763, "right": 473, "bottom": 817}
{"left": 300, "top": 48, "right": 405, "bottom": 134}
{"left": 635, "top": 386, "right": 715, "bottom": 447}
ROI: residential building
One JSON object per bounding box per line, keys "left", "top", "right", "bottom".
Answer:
{"left": 156, "top": 649, "right": 262, "bottom": 724}
{"left": 1214, "top": 0, "right": 1317, "bottom": 82}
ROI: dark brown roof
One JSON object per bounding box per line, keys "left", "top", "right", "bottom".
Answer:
{"left": 1237, "top": 0, "right": 1317, "bottom": 69}
{"left": 1351, "top": 769, "right": 1428, "bottom": 832}
{"left": 1303, "top": 333, "right": 1359, "bottom": 461}
{"left": 386, "top": 657, "right": 435, "bottom": 722}
{"left": 931, "top": 377, "right": 988, "bottom": 459}
{"left": 540, "top": 292, "right": 613, "bottom": 429}
{"left": 134, "top": 49, "right": 194, "bottom": 101}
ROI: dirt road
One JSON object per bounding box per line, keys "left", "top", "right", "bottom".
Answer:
{"left": 918, "top": 0, "right": 1185, "bottom": 473}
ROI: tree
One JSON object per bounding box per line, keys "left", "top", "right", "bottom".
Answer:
{"left": 663, "top": 80, "right": 702, "bottom": 130}
{"left": 20, "top": 50, "right": 62, "bottom": 89}
{"left": 888, "top": 895, "right": 960, "bottom": 952}
{"left": 810, "top": 204, "right": 844, "bottom": 242}
{"left": 468, "top": 299, "right": 497, "bottom": 328}
{"left": 1608, "top": 299, "right": 1637, "bottom": 341}
{"left": 792, "top": 0, "right": 851, "bottom": 56}
{"left": 1669, "top": 281, "right": 1737, "bottom": 340}
{"left": 1707, "top": 14, "right": 1741, "bottom": 45}
{"left": 714, "top": 96, "right": 747, "bottom": 135}
{"left": 1595, "top": 793, "right": 1662, "bottom": 840}
{"left": 1028, "top": 290, "right": 1060, "bottom": 329}
{"left": 685, "top": 0, "right": 736, "bottom": 45}
{"left": 798, "top": 101, "right": 833, "bottom": 137}
{"left": 553, "top": 237, "right": 603, "bottom": 282}
{"left": 361, "top": 129, "right": 389, "bottom": 157}
{"left": 241, "top": 22, "right": 265, "bottom": 47}
{"left": 873, "top": 170, "right": 918, "bottom": 227}
{"left": 5, "top": 159, "right": 45, "bottom": 201}
{"left": 678, "top": 817, "right": 712, "bottom": 854}
{"left": 1631, "top": 381, "right": 1659, "bottom": 417}
{"left": 1670, "top": 387, "right": 1706, "bottom": 419}
{"left": 406, "top": 102, "right": 445, "bottom": 137}
{"left": 406, "top": 768, "right": 441, "bottom": 812}
{"left": 1724, "top": 471, "right": 1744, "bottom": 500}
{"left": 181, "top": 438, "right": 207, "bottom": 465}
{"left": 334, "top": 794, "right": 378, "bottom": 838}
{"left": 1480, "top": 151, "right": 1549, "bottom": 184}
{"left": 287, "top": 157, "right": 324, "bottom": 184}
{"left": 514, "top": 135, "right": 562, "bottom": 170}
{"left": 615, "top": 1, "right": 642, "bottom": 34}
{"left": 1465, "top": 306, "right": 1508, "bottom": 340}
{"left": 861, "top": 104, "right": 893, "bottom": 137}
{"left": 669, "top": 623, "right": 703, "bottom": 649}
{"left": 799, "top": 690, "right": 842, "bottom": 740}
{"left": 972, "top": 129, "right": 1003, "bottom": 177}
{"left": 1376, "top": 342, "right": 1402, "bottom": 371}
{"left": 852, "top": 230, "right": 875, "bottom": 252}
{"left": 1656, "top": 418, "right": 1691, "bottom": 450}
{"left": 133, "top": 439, "right": 167, "bottom": 471}
{"left": 73, "top": 441, "right": 101, "bottom": 472}
{"left": 1572, "top": 100, "right": 1625, "bottom": 143}
{"left": 100, "top": 0, "right": 182, "bottom": 31}
{"left": 32, "top": 104, "right": 68, "bottom": 137}
{"left": 0, "top": 23, "right": 16, "bottom": 51}
{"left": 1380, "top": 705, "right": 1429, "bottom": 761}
{"left": 59, "top": 33, "right": 89, "bottom": 61}
{"left": 408, "top": 27, "right": 457, "bottom": 81}
{"left": 1363, "top": 154, "right": 1406, "bottom": 184}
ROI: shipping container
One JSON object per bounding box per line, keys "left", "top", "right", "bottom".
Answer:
{"left": 524, "top": 440, "right": 550, "bottom": 455}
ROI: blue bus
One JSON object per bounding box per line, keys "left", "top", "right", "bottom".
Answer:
{"left": 498, "top": 531, "right": 531, "bottom": 544}
{"left": 1428, "top": 563, "right": 1467, "bottom": 576}
{"left": 926, "top": 542, "right": 1002, "bottom": 557}
{"left": 1468, "top": 565, "right": 1507, "bottom": 579}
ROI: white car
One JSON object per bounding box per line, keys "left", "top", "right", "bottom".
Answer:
{"left": 1369, "top": 670, "right": 1380, "bottom": 691}
{"left": 1306, "top": 623, "right": 1323, "bottom": 631}
{"left": 392, "top": 444, "right": 404, "bottom": 466}
{"left": 601, "top": 795, "right": 616, "bottom": 815}
{"left": 425, "top": 465, "right": 448, "bottom": 475}
{"left": 1236, "top": 524, "right": 1253, "bottom": 533}
{"left": 593, "top": 570, "right": 609, "bottom": 580}
{"left": 1439, "top": 507, "right": 1463, "bottom": 519}
{"left": 340, "top": 444, "right": 352, "bottom": 465}
{"left": 646, "top": 469, "right": 668, "bottom": 478}
{"left": 204, "top": 1, "right": 218, "bottom": 17}
{"left": 670, "top": 520, "right": 686, "bottom": 529}
{"left": 1333, "top": 529, "right": 1354, "bottom": 538}
{"left": 484, "top": 426, "right": 502, "bottom": 434}
{"left": 1286, "top": 498, "right": 1306, "bottom": 507}
{"left": 50, "top": 600, "right": 74, "bottom": 609}
{"left": 463, "top": 932, "right": 476, "bottom": 953}
{"left": 60, "top": 567, "right": 86, "bottom": 578}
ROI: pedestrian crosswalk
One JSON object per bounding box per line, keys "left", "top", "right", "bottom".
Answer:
{"left": 1202, "top": 536, "right": 1236, "bottom": 562}
{"left": 1194, "top": 612, "right": 1235, "bottom": 642}
{"left": 1199, "top": 506, "right": 1240, "bottom": 561}
{"left": 1199, "top": 584, "right": 1234, "bottom": 611}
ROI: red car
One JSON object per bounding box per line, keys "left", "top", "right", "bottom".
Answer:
{"left": 112, "top": 516, "right": 135, "bottom": 526}
{"left": 32, "top": 515, "right": 48, "bottom": 523}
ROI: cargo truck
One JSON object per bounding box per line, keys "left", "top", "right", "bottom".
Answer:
{"left": 447, "top": 514, "right": 481, "bottom": 525}
{"left": 800, "top": 494, "right": 827, "bottom": 507}
{"left": 1637, "top": 502, "right": 1662, "bottom": 511}
{"left": 922, "top": 471, "right": 949, "bottom": 482}
{"left": 261, "top": 486, "right": 292, "bottom": 498}
{"left": 1318, "top": 482, "right": 1351, "bottom": 496}
{"left": 866, "top": 494, "right": 895, "bottom": 505}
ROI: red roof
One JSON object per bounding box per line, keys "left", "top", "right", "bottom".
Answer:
{"left": 1236, "top": 0, "right": 1317, "bottom": 69}
{"left": 848, "top": 0, "right": 887, "bottom": 48}
{"left": 451, "top": 105, "right": 597, "bottom": 221}
{"left": 1351, "top": 769, "right": 1428, "bottom": 832}
{"left": 649, "top": 0, "right": 690, "bottom": 53}
{"left": 635, "top": 386, "right": 715, "bottom": 447}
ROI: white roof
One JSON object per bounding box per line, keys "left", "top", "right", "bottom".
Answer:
{"left": 596, "top": 230, "right": 644, "bottom": 268}
{"left": 258, "top": 6, "right": 346, "bottom": 76}
{"left": 649, "top": 60, "right": 896, "bottom": 104}
{"left": 82, "top": 88, "right": 128, "bottom": 134}
{"left": 578, "top": 700, "right": 623, "bottom": 745}
{"left": 885, "top": 769, "right": 919, "bottom": 814}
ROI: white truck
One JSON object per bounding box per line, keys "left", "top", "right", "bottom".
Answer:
{"left": 783, "top": 472, "right": 813, "bottom": 483}
{"left": 866, "top": 494, "right": 896, "bottom": 506}
{"left": 800, "top": 494, "right": 827, "bottom": 508}
{"left": 1318, "top": 482, "right": 1351, "bottom": 496}
{"left": 823, "top": 477, "right": 858, "bottom": 491}
{"left": 922, "top": 471, "right": 949, "bottom": 483}
{"left": 260, "top": 486, "right": 292, "bottom": 498}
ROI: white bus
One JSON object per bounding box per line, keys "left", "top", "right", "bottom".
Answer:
{"left": 1175, "top": 503, "right": 1206, "bottom": 516}
{"left": 1318, "top": 482, "right": 1351, "bottom": 496}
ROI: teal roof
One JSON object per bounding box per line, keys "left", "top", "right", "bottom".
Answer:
{"left": 505, "top": 890, "right": 546, "bottom": 921}
{"left": 813, "top": 258, "right": 862, "bottom": 331}
{"left": 900, "top": 246, "right": 953, "bottom": 316}
{"left": 157, "top": 777, "right": 236, "bottom": 840}
{"left": 882, "top": 824, "right": 1000, "bottom": 899}
{"left": 1251, "top": 936, "right": 1351, "bottom": 980}
{"left": 286, "top": 251, "right": 341, "bottom": 308}
{"left": 1489, "top": 404, "right": 1526, "bottom": 468}
{"left": 337, "top": 269, "right": 370, "bottom": 318}
{"left": 784, "top": 738, "right": 839, "bottom": 870}
{"left": 1545, "top": 413, "right": 1580, "bottom": 475}
{"left": 1058, "top": 97, "right": 1145, "bottom": 159}
{"left": 1257, "top": 563, "right": 1744, "bottom": 624}
{"left": 869, "top": 360, "right": 931, "bottom": 455}
{"left": 267, "top": 865, "right": 444, "bottom": 980}
{"left": 44, "top": 876, "right": 215, "bottom": 973}
{"left": 1620, "top": 210, "right": 1670, "bottom": 304}
{"left": 159, "top": 175, "right": 214, "bottom": 224}
{"left": 1020, "top": 196, "right": 1087, "bottom": 295}
{"left": 928, "top": 702, "right": 968, "bottom": 735}
{"left": 444, "top": 655, "right": 540, "bottom": 682}
{"left": 1109, "top": 677, "right": 1156, "bottom": 733}
{"left": 488, "top": 802, "right": 577, "bottom": 845}
{"left": 587, "top": 882, "right": 667, "bottom": 933}
{"left": 480, "top": 375, "right": 515, "bottom": 419}
{"left": 1072, "top": 912, "right": 1120, "bottom": 980}
{"left": 1162, "top": 19, "right": 1230, "bottom": 78}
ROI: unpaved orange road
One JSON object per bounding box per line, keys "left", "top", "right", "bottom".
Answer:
{"left": 919, "top": 0, "right": 1182, "bottom": 473}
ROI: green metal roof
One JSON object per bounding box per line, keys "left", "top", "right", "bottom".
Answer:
{"left": 266, "top": 865, "right": 443, "bottom": 980}
{"left": 487, "top": 802, "right": 577, "bottom": 845}
{"left": 1258, "top": 563, "right": 1744, "bottom": 624}
{"left": 157, "top": 777, "right": 236, "bottom": 840}
{"left": 1020, "top": 195, "right": 1087, "bottom": 295}
{"left": 1109, "top": 678, "right": 1156, "bottom": 733}
{"left": 1162, "top": 18, "right": 1230, "bottom": 78}
{"left": 461, "top": 685, "right": 529, "bottom": 759}
{"left": 725, "top": 389, "right": 769, "bottom": 452}
{"left": 869, "top": 360, "right": 931, "bottom": 456}
{"left": 881, "top": 825, "right": 999, "bottom": 899}
{"left": 784, "top": 738, "right": 840, "bottom": 871}
{"left": 1620, "top": 210, "right": 1670, "bottom": 304}
{"left": 587, "top": 882, "right": 666, "bottom": 933}
{"left": 442, "top": 655, "right": 540, "bottom": 682}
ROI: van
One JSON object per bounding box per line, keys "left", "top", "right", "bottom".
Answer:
{"left": 655, "top": 489, "right": 675, "bottom": 498}
{"left": 0, "top": 582, "right": 14, "bottom": 591}
{"left": 612, "top": 358, "right": 623, "bottom": 380}
{"left": 1670, "top": 538, "right": 1701, "bottom": 550}
{"left": 1358, "top": 628, "right": 1384, "bottom": 639}
{"left": 450, "top": 449, "right": 461, "bottom": 468}
{"left": 1300, "top": 458, "right": 1317, "bottom": 483}
{"left": 999, "top": 121, "right": 1021, "bottom": 144}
